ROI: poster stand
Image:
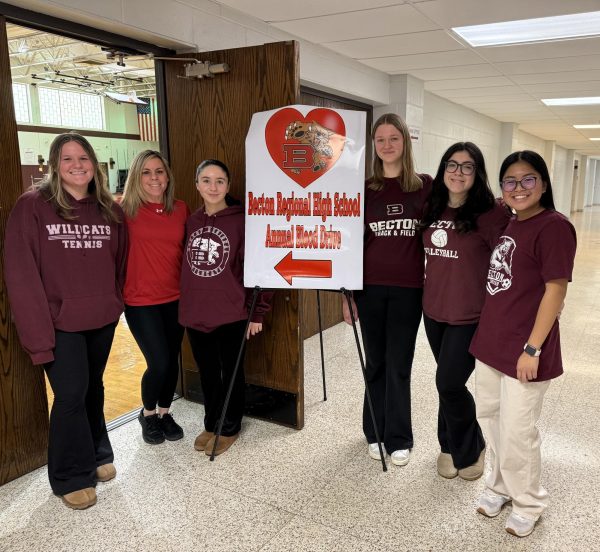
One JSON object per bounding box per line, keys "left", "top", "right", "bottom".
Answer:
{"left": 209, "top": 286, "right": 261, "bottom": 461}
{"left": 316, "top": 290, "right": 327, "bottom": 402}
{"left": 341, "top": 288, "right": 388, "bottom": 472}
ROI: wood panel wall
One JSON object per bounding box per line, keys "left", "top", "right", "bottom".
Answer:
{"left": 0, "top": 17, "right": 49, "bottom": 486}
{"left": 298, "top": 88, "right": 373, "bottom": 339}
{"left": 163, "top": 41, "right": 304, "bottom": 425}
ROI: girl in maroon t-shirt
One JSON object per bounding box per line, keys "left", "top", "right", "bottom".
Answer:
{"left": 343, "top": 113, "right": 431, "bottom": 466}
{"left": 470, "top": 151, "right": 576, "bottom": 538}
{"left": 419, "top": 142, "right": 509, "bottom": 482}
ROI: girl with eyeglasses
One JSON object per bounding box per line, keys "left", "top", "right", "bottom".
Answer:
{"left": 121, "top": 150, "right": 190, "bottom": 445}
{"left": 419, "top": 142, "right": 509, "bottom": 482}
{"left": 342, "top": 113, "right": 432, "bottom": 466}
{"left": 470, "top": 150, "right": 577, "bottom": 538}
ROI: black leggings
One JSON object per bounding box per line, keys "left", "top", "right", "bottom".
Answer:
{"left": 424, "top": 314, "right": 485, "bottom": 468}
{"left": 125, "top": 300, "right": 184, "bottom": 411}
{"left": 44, "top": 322, "right": 116, "bottom": 495}
{"left": 355, "top": 285, "right": 422, "bottom": 452}
{"left": 186, "top": 319, "right": 247, "bottom": 437}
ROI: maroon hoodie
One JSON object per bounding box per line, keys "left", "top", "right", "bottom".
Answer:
{"left": 179, "top": 204, "right": 270, "bottom": 332}
{"left": 4, "top": 190, "right": 127, "bottom": 364}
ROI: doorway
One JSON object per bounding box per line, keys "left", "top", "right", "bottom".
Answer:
{"left": 7, "top": 21, "right": 161, "bottom": 423}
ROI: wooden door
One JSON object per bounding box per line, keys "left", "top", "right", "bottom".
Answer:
{"left": 163, "top": 41, "right": 304, "bottom": 427}
{"left": 0, "top": 16, "right": 49, "bottom": 486}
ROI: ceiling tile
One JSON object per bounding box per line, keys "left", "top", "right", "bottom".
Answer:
{"left": 272, "top": 4, "right": 438, "bottom": 43}
{"left": 325, "top": 30, "right": 464, "bottom": 58}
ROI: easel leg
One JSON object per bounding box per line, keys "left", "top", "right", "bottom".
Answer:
{"left": 341, "top": 288, "right": 387, "bottom": 472}
{"left": 209, "top": 286, "right": 260, "bottom": 461}
{"left": 316, "top": 290, "right": 327, "bottom": 401}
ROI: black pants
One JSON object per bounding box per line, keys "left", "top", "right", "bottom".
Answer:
{"left": 125, "top": 301, "right": 184, "bottom": 411}
{"left": 355, "top": 285, "right": 422, "bottom": 452}
{"left": 187, "top": 319, "right": 247, "bottom": 437}
{"left": 424, "top": 314, "right": 485, "bottom": 469}
{"left": 44, "top": 322, "right": 116, "bottom": 495}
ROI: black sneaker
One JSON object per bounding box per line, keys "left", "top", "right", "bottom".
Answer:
{"left": 138, "top": 410, "right": 165, "bottom": 444}
{"left": 159, "top": 413, "right": 184, "bottom": 441}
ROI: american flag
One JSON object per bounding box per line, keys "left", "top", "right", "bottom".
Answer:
{"left": 137, "top": 97, "right": 158, "bottom": 141}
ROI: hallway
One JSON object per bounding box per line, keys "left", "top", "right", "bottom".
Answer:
{"left": 0, "top": 207, "right": 598, "bottom": 551}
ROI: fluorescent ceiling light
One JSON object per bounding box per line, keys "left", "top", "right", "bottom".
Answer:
{"left": 453, "top": 11, "right": 600, "bottom": 47}
{"left": 590, "top": 138, "right": 600, "bottom": 141}
{"left": 542, "top": 97, "right": 600, "bottom": 106}
{"left": 574, "top": 124, "right": 600, "bottom": 129}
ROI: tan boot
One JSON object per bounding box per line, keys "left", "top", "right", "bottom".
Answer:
{"left": 205, "top": 433, "right": 239, "bottom": 456}
{"left": 96, "top": 463, "right": 117, "bottom": 482}
{"left": 194, "top": 431, "right": 215, "bottom": 451}
{"left": 437, "top": 452, "right": 458, "bottom": 479}
{"left": 61, "top": 487, "right": 97, "bottom": 510}
{"left": 458, "top": 449, "right": 486, "bottom": 481}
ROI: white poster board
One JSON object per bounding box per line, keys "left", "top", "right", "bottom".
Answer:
{"left": 244, "top": 105, "right": 365, "bottom": 290}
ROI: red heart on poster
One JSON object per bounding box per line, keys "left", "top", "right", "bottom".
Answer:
{"left": 265, "top": 107, "right": 346, "bottom": 188}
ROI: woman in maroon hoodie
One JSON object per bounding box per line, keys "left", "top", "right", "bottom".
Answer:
{"left": 179, "top": 159, "right": 270, "bottom": 456}
{"left": 4, "top": 132, "right": 127, "bottom": 510}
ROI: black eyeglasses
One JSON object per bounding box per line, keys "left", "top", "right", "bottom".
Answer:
{"left": 445, "top": 160, "right": 475, "bottom": 176}
{"left": 500, "top": 175, "right": 538, "bottom": 192}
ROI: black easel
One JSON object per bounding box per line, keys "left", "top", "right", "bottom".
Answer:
{"left": 209, "top": 286, "right": 261, "bottom": 461}
{"left": 316, "top": 290, "right": 327, "bottom": 401}
{"left": 341, "top": 288, "right": 387, "bottom": 472}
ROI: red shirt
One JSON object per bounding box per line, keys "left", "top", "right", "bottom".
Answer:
{"left": 363, "top": 174, "right": 432, "bottom": 287}
{"left": 470, "top": 209, "right": 577, "bottom": 381}
{"left": 423, "top": 203, "right": 510, "bottom": 324}
{"left": 124, "top": 199, "right": 189, "bottom": 306}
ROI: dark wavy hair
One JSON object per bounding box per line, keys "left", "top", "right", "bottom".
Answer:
{"left": 499, "top": 150, "right": 555, "bottom": 210}
{"left": 195, "top": 159, "right": 239, "bottom": 207}
{"left": 419, "top": 142, "right": 495, "bottom": 234}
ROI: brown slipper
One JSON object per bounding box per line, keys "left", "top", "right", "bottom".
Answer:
{"left": 61, "top": 487, "right": 97, "bottom": 510}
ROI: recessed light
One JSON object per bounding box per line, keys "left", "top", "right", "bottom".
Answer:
{"left": 542, "top": 97, "right": 600, "bottom": 106}
{"left": 574, "top": 124, "right": 600, "bottom": 129}
{"left": 453, "top": 11, "right": 600, "bottom": 47}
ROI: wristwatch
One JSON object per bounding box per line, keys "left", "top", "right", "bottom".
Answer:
{"left": 523, "top": 343, "right": 542, "bottom": 357}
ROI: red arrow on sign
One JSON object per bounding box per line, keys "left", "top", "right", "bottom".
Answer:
{"left": 274, "top": 252, "right": 332, "bottom": 285}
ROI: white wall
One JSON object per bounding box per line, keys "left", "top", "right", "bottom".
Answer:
{"left": 421, "top": 92, "right": 503, "bottom": 192}
{"left": 513, "top": 129, "right": 546, "bottom": 154}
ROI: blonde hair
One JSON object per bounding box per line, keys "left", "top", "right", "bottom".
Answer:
{"left": 121, "top": 150, "right": 176, "bottom": 218}
{"left": 369, "top": 113, "right": 423, "bottom": 193}
{"left": 36, "top": 132, "right": 119, "bottom": 223}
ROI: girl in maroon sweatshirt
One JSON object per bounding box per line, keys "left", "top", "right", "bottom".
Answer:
{"left": 343, "top": 113, "right": 432, "bottom": 466}
{"left": 179, "top": 159, "right": 270, "bottom": 457}
{"left": 4, "top": 132, "right": 127, "bottom": 510}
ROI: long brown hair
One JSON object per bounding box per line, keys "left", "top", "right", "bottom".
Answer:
{"left": 369, "top": 113, "right": 423, "bottom": 193}
{"left": 121, "top": 150, "right": 176, "bottom": 218}
{"left": 35, "top": 132, "right": 119, "bottom": 223}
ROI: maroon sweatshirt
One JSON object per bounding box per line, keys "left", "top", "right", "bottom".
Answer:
{"left": 179, "top": 204, "right": 271, "bottom": 333}
{"left": 363, "top": 174, "right": 432, "bottom": 287}
{"left": 4, "top": 190, "right": 128, "bottom": 364}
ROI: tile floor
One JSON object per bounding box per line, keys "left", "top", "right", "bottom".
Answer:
{"left": 0, "top": 207, "right": 598, "bottom": 552}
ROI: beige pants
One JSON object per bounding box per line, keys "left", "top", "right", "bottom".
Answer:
{"left": 474, "top": 360, "right": 551, "bottom": 520}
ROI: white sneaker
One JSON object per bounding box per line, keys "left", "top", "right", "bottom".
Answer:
{"left": 476, "top": 490, "right": 510, "bottom": 518}
{"left": 368, "top": 443, "right": 386, "bottom": 460}
{"left": 505, "top": 512, "right": 537, "bottom": 537}
{"left": 390, "top": 449, "right": 410, "bottom": 466}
